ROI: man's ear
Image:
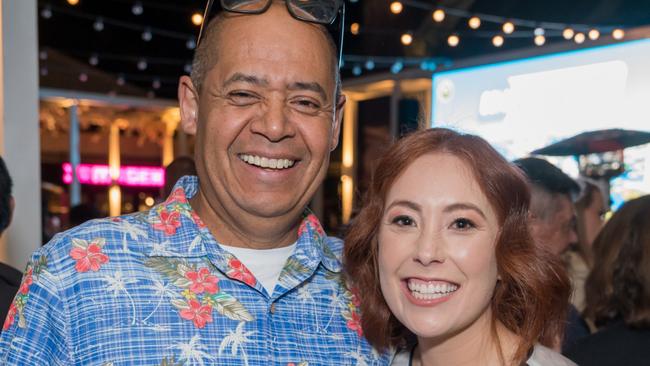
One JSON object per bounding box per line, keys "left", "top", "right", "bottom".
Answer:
{"left": 330, "top": 93, "right": 346, "bottom": 151}
{"left": 178, "top": 75, "right": 199, "bottom": 136}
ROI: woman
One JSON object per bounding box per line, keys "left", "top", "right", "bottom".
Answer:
{"left": 344, "top": 128, "right": 574, "bottom": 365}
{"left": 566, "top": 195, "right": 650, "bottom": 365}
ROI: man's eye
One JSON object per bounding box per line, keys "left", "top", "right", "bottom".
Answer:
{"left": 451, "top": 218, "right": 475, "bottom": 231}
{"left": 227, "top": 91, "right": 258, "bottom": 105}
{"left": 291, "top": 98, "right": 321, "bottom": 113}
{"left": 391, "top": 215, "right": 415, "bottom": 227}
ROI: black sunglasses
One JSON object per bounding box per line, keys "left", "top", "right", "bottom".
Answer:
{"left": 197, "top": 0, "right": 345, "bottom": 67}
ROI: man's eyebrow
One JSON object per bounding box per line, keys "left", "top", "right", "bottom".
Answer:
{"left": 443, "top": 203, "right": 487, "bottom": 220}
{"left": 385, "top": 200, "right": 421, "bottom": 213}
{"left": 288, "top": 81, "right": 327, "bottom": 101}
{"left": 223, "top": 73, "right": 269, "bottom": 88}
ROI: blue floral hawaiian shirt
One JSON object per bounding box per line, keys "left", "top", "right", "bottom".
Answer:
{"left": 0, "top": 176, "right": 389, "bottom": 366}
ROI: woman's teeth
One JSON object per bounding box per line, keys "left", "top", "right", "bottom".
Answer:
{"left": 239, "top": 154, "right": 295, "bottom": 169}
{"left": 407, "top": 279, "right": 458, "bottom": 300}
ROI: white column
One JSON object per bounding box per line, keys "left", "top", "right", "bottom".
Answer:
{"left": 69, "top": 102, "right": 81, "bottom": 206}
{"left": 0, "top": 0, "right": 41, "bottom": 269}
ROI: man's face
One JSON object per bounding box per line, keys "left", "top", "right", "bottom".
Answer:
{"left": 180, "top": 5, "right": 343, "bottom": 223}
{"left": 531, "top": 195, "right": 577, "bottom": 255}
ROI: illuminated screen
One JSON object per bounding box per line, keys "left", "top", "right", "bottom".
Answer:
{"left": 432, "top": 39, "right": 650, "bottom": 208}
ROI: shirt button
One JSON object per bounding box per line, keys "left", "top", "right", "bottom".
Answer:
{"left": 269, "top": 303, "right": 276, "bottom": 314}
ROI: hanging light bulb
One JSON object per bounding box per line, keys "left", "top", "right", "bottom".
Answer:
{"left": 93, "top": 18, "right": 104, "bottom": 32}
{"left": 390, "top": 1, "right": 403, "bottom": 14}
{"left": 41, "top": 6, "right": 53, "bottom": 19}
{"left": 137, "top": 59, "right": 148, "bottom": 71}
{"left": 401, "top": 33, "right": 413, "bottom": 46}
{"left": 352, "top": 65, "right": 362, "bottom": 76}
{"left": 390, "top": 60, "right": 403, "bottom": 74}
{"left": 142, "top": 28, "right": 153, "bottom": 42}
{"left": 67, "top": 0, "right": 79, "bottom": 5}
{"left": 184, "top": 63, "right": 193, "bottom": 74}
{"left": 191, "top": 12, "right": 204, "bottom": 26}
{"left": 432, "top": 9, "right": 445, "bottom": 22}
{"left": 502, "top": 22, "right": 515, "bottom": 34}
{"left": 88, "top": 54, "right": 99, "bottom": 66}
{"left": 79, "top": 73, "right": 88, "bottom": 82}
{"left": 186, "top": 38, "right": 196, "bottom": 50}
{"left": 612, "top": 28, "right": 625, "bottom": 40}
{"left": 468, "top": 16, "right": 481, "bottom": 29}
{"left": 152, "top": 79, "right": 161, "bottom": 89}
{"left": 534, "top": 35, "right": 546, "bottom": 46}
{"left": 365, "top": 60, "right": 375, "bottom": 70}
{"left": 562, "top": 28, "right": 574, "bottom": 40}
{"left": 116, "top": 75, "right": 126, "bottom": 86}
{"left": 350, "top": 22, "right": 360, "bottom": 35}
{"left": 574, "top": 32, "right": 586, "bottom": 44}
{"left": 132, "top": 1, "right": 144, "bottom": 15}
{"left": 588, "top": 29, "right": 600, "bottom": 40}
{"left": 492, "top": 35, "right": 504, "bottom": 47}
{"left": 447, "top": 34, "right": 459, "bottom": 47}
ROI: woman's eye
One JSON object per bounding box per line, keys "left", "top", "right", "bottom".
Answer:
{"left": 391, "top": 215, "right": 415, "bottom": 227}
{"left": 451, "top": 218, "right": 475, "bottom": 231}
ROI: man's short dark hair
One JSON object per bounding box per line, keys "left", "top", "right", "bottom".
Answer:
{"left": 0, "top": 156, "right": 13, "bottom": 232}
{"left": 514, "top": 157, "right": 579, "bottom": 197}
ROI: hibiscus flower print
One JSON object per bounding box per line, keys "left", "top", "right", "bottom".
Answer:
{"left": 179, "top": 299, "right": 213, "bottom": 328}
{"left": 69, "top": 238, "right": 109, "bottom": 272}
{"left": 185, "top": 267, "right": 219, "bottom": 294}
{"left": 346, "top": 310, "right": 363, "bottom": 337}
{"left": 297, "top": 213, "right": 325, "bottom": 237}
{"left": 226, "top": 258, "right": 256, "bottom": 287}
{"left": 153, "top": 209, "right": 182, "bottom": 236}
{"left": 190, "top": 210, "right": 206, "bottom": 229}
{"left": 18, "top": 268, "right": 33, "bottom": 295}
{"left": 164, "top": 187, "right": 188, "bottom": 205}
{"left": 3, "top": 302, "right": 17, "bottom": 330}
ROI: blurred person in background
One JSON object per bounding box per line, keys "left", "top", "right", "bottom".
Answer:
{"left": 0, "top": 156, "right": 21, "bottom": 325}
{"left": 514, "top": 157, "right": 590, "bottom": 352}
{"left": 163, "top": 156, "right": 196, "bottom": 197}
{"left": 566, "top": 195, "right": 650, "bottom": 365}
{"left": 563, "top": 179, "right": 607, "bottom": 312}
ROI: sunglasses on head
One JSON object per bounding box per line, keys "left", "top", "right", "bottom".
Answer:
{"left": 197, "top": 0, "right": 345, "bottom": 67}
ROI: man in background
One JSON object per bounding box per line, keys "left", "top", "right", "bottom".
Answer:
{"left": 0, "top": 156, "right": 21, "bottom": 324}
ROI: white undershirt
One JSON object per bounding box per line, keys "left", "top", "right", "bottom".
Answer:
{"left": 219, "top": 242, "right": 297, "bottom": 295}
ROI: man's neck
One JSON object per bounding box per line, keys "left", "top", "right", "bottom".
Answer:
{"left": 189, "top": 189, "right": 301, "bottom": 250}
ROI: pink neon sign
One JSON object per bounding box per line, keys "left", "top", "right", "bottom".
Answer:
{"left": 62, "top": 163, "right": 165, "bottom": 187}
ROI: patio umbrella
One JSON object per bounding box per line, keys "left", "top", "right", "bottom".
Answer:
{"left": 532, "top": 128, "right": 650, "bottom": 156}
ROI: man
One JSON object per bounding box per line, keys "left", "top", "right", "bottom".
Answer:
{"left": 514, "top": 157, "right": 579, "bottom": 255}
{"left": 514, "top": 157, "right": 590, "bottom": 352}
{"left": 0, "top": 3, "right": 389, "bottom": 365}
{"left": 0, "top": 157, "right": 22, "bottom": 325}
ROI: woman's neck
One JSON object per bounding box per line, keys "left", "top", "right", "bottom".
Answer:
{"left": 414, "top": 313, "right": 520, "bottom": 366}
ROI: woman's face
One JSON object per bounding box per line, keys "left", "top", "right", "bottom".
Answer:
{"left": 377, "top": 153, "right": 500, "bottom": 340}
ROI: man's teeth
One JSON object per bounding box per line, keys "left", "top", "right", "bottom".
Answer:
{"left": 239, "top": 154, "right": 295, "bottom": 169}
{"left": 407, "top": 280, "right": 458, "bottom": 300}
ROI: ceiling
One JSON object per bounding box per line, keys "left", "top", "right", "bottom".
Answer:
{"left": 38, "top": 0, "right": 650, "bottom": 99}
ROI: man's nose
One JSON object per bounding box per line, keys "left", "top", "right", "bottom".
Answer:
{"left": 250, "top": 98, "right": 296, "bottom": 142}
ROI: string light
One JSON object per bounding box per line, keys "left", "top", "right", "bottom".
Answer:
{"left": 390, "top": 60, "right": 403, "bottom": 74}
{"left": 502, "top": 22, "right": 515, "bottom": 34}
{"left": 39, "top": 51, "right": 48, "bottom": 60}
{"left": 142, "top": 28, "right": 153, "bottom": 42}
{"left": 137, "top": 59, "right": 148, "bottom": 71}
{"left": 574, "top": 32, "right": 586, "bottom": 44}
{"left": 352, "top": 65, "right": 362, "bottom": 76}
{"left": 390, "top": 1, "right": 403, "bottom": 14}
{"left": 79, "top": 73, "right": 88, "bottom": 82}
{"left": 350, "top": 22, "right": 360, "bottom": 35}
{"left": 132, "top": 1, "right": 144, "bottom": 15}
{"left": 447, "top": 34, "right": 459, "bottom": 47}
{"left": 432, "top": 9, "right": 445, "bottom": 22}
{"left": 152, "top": 79, "right": 161, "bottom": 89}
{"left": 184, "top": 63, "right": 192, "bottom": 74}
{"left": 612, "top": 28, "right": 625, "bottom": 40}
{"left": 401, "top": 33, "right": 413, "bottom": 46}
{"left": 40, "top": 67, "right": 49, "bottom": 76}
{"left": 186, "top": 38, "right": 196, "bottom": 50}
{"left": 492, "top": 35, "right": 504, "bottom": 47}
{"left": 562, "top": 28, "right": 575, "bottom": 40}
{"left": 468, "top": 16, "right": 481, "bottom": 29}
{"left": 67, "top": 0, "right": 79, "bottom": 5}
{"left": 41, "top": 6, "right": 53, "bottom": 19}
{"left": 534, "top": 35, "right": 545, "bottom": 46}
{"left": 191, "top": 12, "right": 203, "bottom": 26}
{"left": 89, "top": 54, "right": 99, "bottom": 66}
{"left": 116, "top": 75, "right": 126, "bottom": 86}
{"left": 365, "top": 60, "right": 375, "bottom": 70}
{"left": 588, "top": 29, "right": 600, "bottom": 40}
{"left": 93, "top": 18, "right": 104, "bottom": 32}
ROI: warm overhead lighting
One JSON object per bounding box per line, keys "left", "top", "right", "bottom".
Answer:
{"left": 468, "top": 16, "right": 481, "bottom": 29}
{"left": 492, "top": 35, "right": 504, "bottom": 47}
{"left": 562, "top": 28, "right": 574, "bottom": 40}
{"left": 350, "top": 22, "right": 360, "bottom": 35}
{"left": 588, "top": 29, "right": 600, "bottom": 40}
{"left": 401, "top": 33, "right": 413, "bottom": 45}
{"left": 191, "top": 12, "right": 204, "bottom": 26}
{"left": 502, "top": 22, "right": 515, "bottom": 34}
{"left": 447, "top": 34, "right": 459, "bottom": 47}
{"left": 574, "top": 32, "right": 585, "bottom": 44}
{"left": 534, "top": 35, "right": 546, "bottom": 46}
{"left": 390, "top": 1, "right": 403, "bottom": 14}
{"left": 612, "top": 28, "right": 625, "bottom": 40}
{"left": 67, "top": 0, "right": 79, "bottom": 5}
{"left": 432, "top": 9, "right": 445, "bottom": 22}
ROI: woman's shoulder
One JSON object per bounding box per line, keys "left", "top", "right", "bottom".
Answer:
{"left": 526, "top": 344, "right": 576, "bottom": 366}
